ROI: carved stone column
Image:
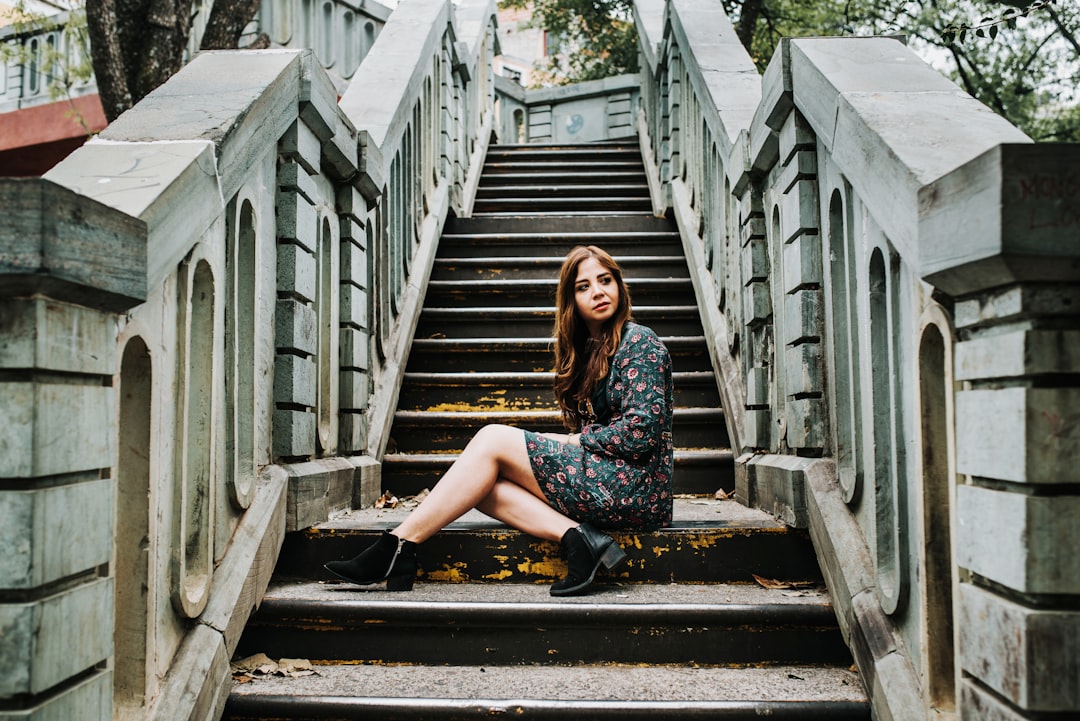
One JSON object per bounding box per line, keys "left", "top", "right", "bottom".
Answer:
{"left": 0, "top": 178, "right": 146, "bottom": 718}
{"left": 919, "top": 143, "right": 1080, "bottom": 721}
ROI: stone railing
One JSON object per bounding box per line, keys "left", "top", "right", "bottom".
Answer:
{"left": 634, "top": 1, "right": 1080, "bottom": 721}
{"left": 0, "top": 0, "right": 497, "bottom": 719}
{"left": 494, "top": 72, "right": 639, "bottom": 144}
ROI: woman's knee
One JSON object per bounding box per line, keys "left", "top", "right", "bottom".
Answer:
{"left": 470, "top": 423, "right": 520, "bottom": 450}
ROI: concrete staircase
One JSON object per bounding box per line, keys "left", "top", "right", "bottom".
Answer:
{"left": 223, "top": 140, "right": 869, "bottom": 720}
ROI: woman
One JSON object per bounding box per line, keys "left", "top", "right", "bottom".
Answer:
{"left": 325, "top": 245, "right": 674, "bottom": 596}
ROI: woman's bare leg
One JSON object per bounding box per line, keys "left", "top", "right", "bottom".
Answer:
{"left": 392, "top": 424, "right": 575, "bottom": 543}
{"left": 475, "top": 480, "right": 577, "bottom": 541}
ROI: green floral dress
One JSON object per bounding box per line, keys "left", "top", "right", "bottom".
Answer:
{"left": 525, "top": 322, "right": 674, "bottom": 530}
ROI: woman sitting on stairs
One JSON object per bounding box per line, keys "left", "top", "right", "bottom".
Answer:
{"left": 325, "top": 245, "right": 675, "bottom": 596}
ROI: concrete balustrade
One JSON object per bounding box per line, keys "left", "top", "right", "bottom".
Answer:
{"left": 494, "top": 73, "right": 640, "bottom": 144}
{"left": 0, "top": 1, "right": 497, "bottom": 719}
{"left": 633, "top": 1, "right": 1079, "bottom": 720}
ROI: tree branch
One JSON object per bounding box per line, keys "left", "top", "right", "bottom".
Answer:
{"left": 735, "top": 0, "right": 763, "bottom": 52}
{"left": 200, "top": 0, "right": 265, "bottom": 50}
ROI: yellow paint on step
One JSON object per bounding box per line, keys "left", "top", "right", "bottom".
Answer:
{"left": 425, "top": 562, "right": 469, "bottom": 582}
{"left": 516, "top": 557, "right": 565, "bottom": 577}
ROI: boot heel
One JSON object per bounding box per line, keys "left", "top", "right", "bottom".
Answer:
{"left": 385, "top": 572, "right": 416, "bottom": 592}
{"left": 599, "top": 542, "right": 627, "bottom": 569}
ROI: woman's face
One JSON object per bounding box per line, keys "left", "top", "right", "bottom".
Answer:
{"left": 573, "top": 256, "right": 620, "bottom": 336}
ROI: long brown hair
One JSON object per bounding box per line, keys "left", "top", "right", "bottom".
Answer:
{"left": 553, "top": 245, "right": 633, "bottom": 429}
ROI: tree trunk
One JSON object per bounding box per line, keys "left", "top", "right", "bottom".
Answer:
{"left": 85, "top": 0, "right": 201, "bottom": 122}
{"left": 133, "top": 0, "right": 194, "bottom": 102}
{"left": 735, "top": 0, "right": 764, "bottom": 53}
{"left": 200, "top": 0, "right": 266, "bottom": 50}
{"left": 85, "top": 0, "right": 133, "bottom": 122}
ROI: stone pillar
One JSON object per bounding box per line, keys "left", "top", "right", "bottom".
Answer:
{"left": 0, "top": 179, "right": 146, "bottom": 719}
{"left": 919, "top": 144, "right": 1080, "bottom": 720}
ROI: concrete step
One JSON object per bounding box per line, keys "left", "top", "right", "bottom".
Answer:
{"left": 403, "top": 335, "right": 713, "bottom": 373}
{"left": 423, "top": 276, "right": 696, "bottom": 308}
{"left": 394, "top": 370, "right": 721, "bottom": 411}
{"left": 234, "top": 581, "right": 851, "bottom": 666}
{"left": 477, "top": 170, "right": 644, "bottom": 185}
{"left": 273, "top": 500, "right": 810, "bottom": 586}
{"left": 385, "top": 407, "right": 728, "bottom": 452}
{"left": 443, "top": 215, "right": 677, "bottom": 236}
{"left": 483, "top": 149, "right": 644, "bottom": 164}
{"left": 430, "top": 255, "right": 689, "bottom": 281}
{"left": 413, "top": 305, "right": 705, "bottom": 340}
{"left": 475, "top": 183, "right": 651, "bottom": 199}
{"left": 437, "top": 232, "right": 681, "bottom": 257}
{"left": 471, "top": 196, "right": 654, "bottom": 214}
{"left": 225, "top": 665, "right": 868, "bottom": 721}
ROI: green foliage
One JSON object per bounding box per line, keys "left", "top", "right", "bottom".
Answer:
{"left": 499, "top": 0, "right": 638, "bottom": 87}
{"left": 1, "top": 0, "right": 95, "bottom": 132}
{"left": 721, "top": 0, "right": 1080, "bottom": 142}
{"left": 940, "top": 0, "right": 1058, "bottom": 44}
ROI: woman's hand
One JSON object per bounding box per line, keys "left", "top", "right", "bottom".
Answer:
{"left": 538, "top": 432, "right": 581, "bottom": 446}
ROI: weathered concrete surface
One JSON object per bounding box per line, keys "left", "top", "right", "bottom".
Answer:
{"left": 959, "top": 583, "right": 1080, "bottom": 711}
{"left": 229, "top": 663, "right": 866, "bottom": 703}
{"left": 0, "top": 178, "right": 146, "bottom": 310}
{"left": 668, "top": 0, "right": 760, "bottom": 149}
{"left": 957, "top": 485, "right": 1080, "bottom": 595}
{"left": 918, "top": 143, "right": 1080, "bottom": 296}
{"left": 283, "top": 458, "right": 358, "bottom": 532}
{"left": 44, "top": 141, "right": 217, "bottom": 292}
{"left": 788, "top": 37, "right": 1029, "bottom": 264}
{"left": 738, "top": 454, "right": 813, "bottom": 528}
{"left": 0, "top": 671, "right": 111, "bottom": 721}
{"left": 956, "top": 328, "right": 1080, "bottom": 381}
{"left": 0, "top": 299, "right": 116, "bottom": 374}
{"left": 801, "top": 458, "right": 924, "bottom": 721}
{"left": 956, "top": 387, "right": 1080, "bottom": 485}
{"left": 0, "top": 577, "right": 113, "bottom": 697}
{"left": 0, "top": 480, "right": 113, "bottom": 589}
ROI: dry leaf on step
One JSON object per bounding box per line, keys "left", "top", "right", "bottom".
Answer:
{"left": 752, "top": 574, "right": 816, "bottom": 590}
{"left": 401, "top": 488, "right": 430, "bottom": 508}
{"left": 374, "top": 490, "right": 399, "bottom": 509}
{"left": 277, "top": 658, "right": 317, "bottom": 677}
{"left": 231, "top": 652, "right": 278, "bottom": 675}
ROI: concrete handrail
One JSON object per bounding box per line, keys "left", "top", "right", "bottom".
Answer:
{"left": 633, "top": 1, "right": 1079, "bottom": 721}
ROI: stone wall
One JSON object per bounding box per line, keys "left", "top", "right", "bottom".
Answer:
{"left": 495, "top": 73, "right": 639, "bottom": 144}
{"left": 633, "top": 0, "right": 1080, "bottom": 720}
{"left": 0, "top": 0, "right": 498, "bottom": 718}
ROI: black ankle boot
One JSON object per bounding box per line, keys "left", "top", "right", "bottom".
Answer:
{"left": 324, "top": 531, "right": 418, "bottom": 591}
{"left": 550, "top": 523, "right": 627, "bottom": 597}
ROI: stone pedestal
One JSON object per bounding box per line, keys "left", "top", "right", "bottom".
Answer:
{"left": 0, "top": 179, "right": 146, "bottom": 719}
{"left": 919, "top": 144, "right": 1080, "bottom": 719}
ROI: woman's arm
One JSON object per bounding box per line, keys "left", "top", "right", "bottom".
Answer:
{"left": 578, "top": 328, "right": 670, "bottom": 462}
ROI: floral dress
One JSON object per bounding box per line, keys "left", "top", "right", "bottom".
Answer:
{"left": 525, "top": 321, "right": 674, "bottom": 530}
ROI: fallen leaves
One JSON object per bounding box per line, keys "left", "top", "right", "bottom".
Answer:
{"left": 374, "top": 490, "right": 399, "bottom": 509}
{"left": 231, "top": 653, "right": 317, "bottom": 683}
{"left": 374, "top": 488, "right": 429, "bottom": 510}
{"left": 751, "top": 574, "right": 819, "bottom": 593}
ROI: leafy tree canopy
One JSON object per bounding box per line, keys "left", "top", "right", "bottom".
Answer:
{"left": 505, "top": 0, "right": 1079, "bottom": 141}
{"left": 499, "top": 0, "right": 639, "bottom": 87}
{"left": 729, "top": 0, "right": 1079, "bottom": 142}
